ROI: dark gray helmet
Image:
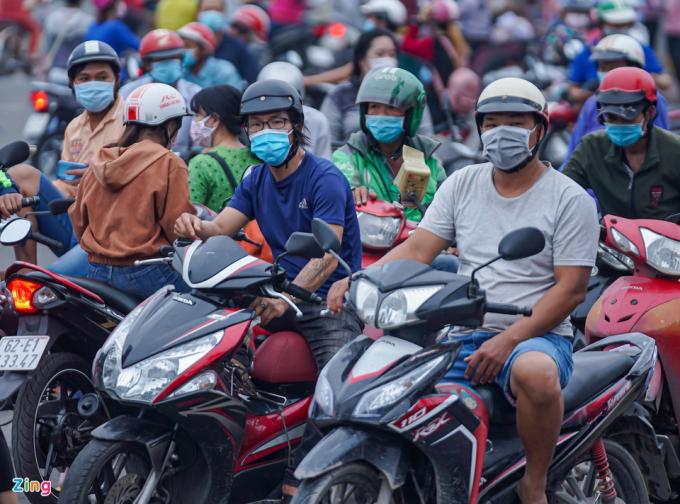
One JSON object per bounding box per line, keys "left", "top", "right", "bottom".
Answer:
{"left": 240, "top": 79, "right": 304, "bottom": 118}
{"left": 67, "top": 40, "right": 120, "bottom": 81}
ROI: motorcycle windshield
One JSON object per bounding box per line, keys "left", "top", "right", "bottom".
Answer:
{"left": 186, "top": 236, "right": 252, "bottom": 285}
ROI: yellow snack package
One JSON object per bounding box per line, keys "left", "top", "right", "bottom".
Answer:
{"left": 394, "top": 145, "right": 430, "bottom": 207}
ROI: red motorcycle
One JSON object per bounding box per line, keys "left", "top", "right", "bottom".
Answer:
{"left": 586, "top": 214, "right": 680, "bottom": 501}
{"left": 58, "top": 229, "right": 327, "bottom": 503}
{"left": 356, "top": 195, "right": 417, "bottom": 268}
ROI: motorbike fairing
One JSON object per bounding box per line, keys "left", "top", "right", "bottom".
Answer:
{"left": 356, "top": 259, "right": 460, "bottom": 291}
{"left": 294, "top": 426, "right": 409, "bottom": 489}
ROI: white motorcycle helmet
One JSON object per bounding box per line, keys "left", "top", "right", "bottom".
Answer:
{"left": 360, "top": 0, "right": 408, "bottom": 27}
{"left": 475, "top": 77, "right": 549, "bottom": 131}
{"left": 591, "top": 33, "right": 645, "bottom": 68}
{"left": 257, "top": 62, "right": 305, "bottom": 100}
{"left": 124, "top": 83, "right": 189, "bottom": 126}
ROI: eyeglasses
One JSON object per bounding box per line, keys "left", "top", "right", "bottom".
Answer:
{"left": 246, "top": 117, "right": 290, "bottom": 133}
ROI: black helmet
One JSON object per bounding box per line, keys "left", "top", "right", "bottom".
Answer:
{"left": 67, "top": 40, "right": 121, "bottom": 81}
{"left": 240, "top": 79, "right": 304, "bottom": 119}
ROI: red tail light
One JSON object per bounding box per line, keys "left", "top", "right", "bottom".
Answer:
{"left": 31, "top": 91, "right": 48, "bottom": 113}
{"left": 7, "top": 279, "right": 42, "bottom": 314}
{"left": 327, "top": 22, "right": 347, "bottom": 39}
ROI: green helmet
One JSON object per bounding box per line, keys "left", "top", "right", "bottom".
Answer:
{"left": 356, "top": 67, "right": 426, "bottom": 137}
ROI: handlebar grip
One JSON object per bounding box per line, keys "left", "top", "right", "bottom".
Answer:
{"left": 486, "top": 302, "right": 532, "bottom": 317}
{"left": 284, "top": 281, "right": 323, "bottom": 304}
{"left": 31, "top": 231, "right": 62, "bottom": 252}
{"left": 21, "top": 196, "right": 39, "bottom": 208}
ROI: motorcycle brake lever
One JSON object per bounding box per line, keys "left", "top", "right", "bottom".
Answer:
{"left": 263, "top": 286, "right": 303, "bottom": 317}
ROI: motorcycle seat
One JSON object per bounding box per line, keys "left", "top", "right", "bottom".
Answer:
{"left": 22, "top": 271, "right": 141, "bottom": 314}
{"left": 475, "top": 351, "right": 635, "bottom": 425}
{"left": 251, "top": 331, "right": 318, "bottom": 384}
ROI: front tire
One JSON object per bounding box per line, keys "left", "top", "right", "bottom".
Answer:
{"left": 11, "top": 352, "right": 95, "bottom": 504}
{"left": 551, "top": 439, "right": 649, "bottom": 504}
{"left": 292, "top": 462, "right": 383, "bottom": 504}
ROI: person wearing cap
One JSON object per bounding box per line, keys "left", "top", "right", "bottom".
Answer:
{"left": 328, "top": 77, "right": 599, "bottom": 503}
{"left": 0, "top": 40, "right": 125, "bottom": 275}
{"left": 562, "top": 33, "right": 669, "bottom": 165}
{"left": 257, "top": 61, "right": 331, "bottom": 159}
{"left": 120, "top": 29, "right": 202, "bottom": 158}
{"left": 178, "top": 22, "right": 243, "bottom": 90}
{"left": 567, "top": 0, "right": 671, "bottom": 103}
{"left": 563, "top": 67, "right": 680, "bottom": 219}
{"left": 69, "top": 83, "right": 195, "bottom": 297}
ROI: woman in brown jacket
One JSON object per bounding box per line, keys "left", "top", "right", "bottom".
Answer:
{"left": 69, "top": 83, "right": 196, "bottom": 299}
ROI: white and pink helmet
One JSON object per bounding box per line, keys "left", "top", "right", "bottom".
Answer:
{"left": 124, "top": 83, "right": 189, "bottom": 126}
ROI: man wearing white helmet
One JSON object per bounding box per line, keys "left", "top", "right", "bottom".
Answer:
{"left": 257, "top": 62, "right": 332, "bottom": 159}
{"left": 360, "top": 0, "right": 408, "bottom": 32}
{"left": 329, "top": 77, "right": 599, "bottom": 503}
{"left": 69, "top": 83, "right": 195, "bottom": 297}
{"left": 563, "top": 33, "right": 670, "bottom": 166}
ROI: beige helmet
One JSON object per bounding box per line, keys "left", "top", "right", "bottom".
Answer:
{"left": 475, "top": 77, "right": 549, "bottom": 129}
{"left": 591, "top": 33, "right": 645, "bottom": 68}
{"left": 124, "top": 83, "right": 189, "bottom": 125}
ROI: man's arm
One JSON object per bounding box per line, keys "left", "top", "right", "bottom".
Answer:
{"left": 291, "top": 224, "right": 343, "bottom": 293}
{"left": 201, "top": 207, "right": 250, "bottom": 239}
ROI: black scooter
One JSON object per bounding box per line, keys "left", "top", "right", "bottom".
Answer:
{"left": 292, "top": 225, "right": 654, "bottom": 503}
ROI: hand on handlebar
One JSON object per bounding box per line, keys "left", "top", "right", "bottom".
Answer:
{"left": 0, "top": 193, "right": 25, "bottom": 219}
{"left": 174, "top": 212, "right": 203, "bottom": 241}
{"left": 327, "top": 277, "right": 350, "bottom": 314}
{"left": 249, "top": 296, "right": 289, "bottom": 326}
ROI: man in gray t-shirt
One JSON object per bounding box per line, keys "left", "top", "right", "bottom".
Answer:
{"left": 328, "top": 78, "right": 599, "bottom": 503}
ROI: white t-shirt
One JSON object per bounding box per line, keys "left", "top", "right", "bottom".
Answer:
{"left": 419, "top": 162, "right": 599, "bottom": 336}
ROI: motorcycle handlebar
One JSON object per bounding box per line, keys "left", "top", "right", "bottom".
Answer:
{"left": 282, "top": 280, "right": 323, "bottom": 304}
{"left": 31, "top": 231, "right": 62, "bottom": 252}
{"left": 486, "top": 302, "right": 532, "bottom": 317}
{"left": 21, "top": 196, "right": 39, "bottom": 208}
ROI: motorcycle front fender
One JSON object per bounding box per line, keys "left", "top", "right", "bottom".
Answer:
{"left": 92, "top": 415, "right": 172, "bottom": 471}
{"left": 0, "top": 371, "right": 27, "bottom": 403}
{"left": 294, "top": 426, "right": 408, "bottom": 490}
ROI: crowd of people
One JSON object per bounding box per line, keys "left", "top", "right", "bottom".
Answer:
{"left": 0, "top": 0, "right": 680, "bottom": 502}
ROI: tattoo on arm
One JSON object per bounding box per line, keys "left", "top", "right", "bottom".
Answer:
{"left": 293, "top": 254, "right": 335, "bottom": 293}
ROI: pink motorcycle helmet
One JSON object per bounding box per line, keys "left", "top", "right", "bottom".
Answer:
{"left": 431, "top": 0, "right": 461, "bottom": 23}
{"left": 92, "top": 0, "right": 116, "bottom": 9}
{"left": 447, "top": 67, "right": 482, "bottom": 115}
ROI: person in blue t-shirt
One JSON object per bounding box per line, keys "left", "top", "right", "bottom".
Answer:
{"left": 562, "top": 33, "right": 670, "bottom": 167}
{"left": 85, "top": 0, "right": 139, "bottom": 56}
{"left": 174, "top": 79, "right": 362, "bottom": 369}
{"left": 567, "top": 0, "right": 671, "bottom": 104}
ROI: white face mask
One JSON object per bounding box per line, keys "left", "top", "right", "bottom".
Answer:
{"left": 368, "top": 56, "right": 398, "bottom": 70}
{"left": 481, "top": 125, "right": 538, "bottom": 172}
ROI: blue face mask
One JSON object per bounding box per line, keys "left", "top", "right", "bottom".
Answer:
{"left": 74, "top": 81, "right": 115, "bottom": 112}
{"left": 597, "top": 71, "right": 607, "bottom": 83}
{"left": 150, "top": 59, "right": 183, "bottom": 85}
{"left": 366, "top": 115, "right": 405, "bottom": 143}
{"left": 249, "top": 129, "right": 292, "bottom": 166}
{"left": 198, "top": 10, "right": 226, "bottom": 32}
{"left": 363, "top": 19, "right": 376, "bottom": 31}
{"left": 183, "top": 50, "right": 198, "bottom": 70}
{"left": 604, "top": 122, "right": 644, "bottom": 147}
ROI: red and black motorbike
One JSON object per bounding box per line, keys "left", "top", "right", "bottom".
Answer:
{"left": 292, "top": 227, "right": 655, "bottom": 503}
{"left": 58, "top": 228, "right": 329, "bottom": 503}
{"left": 585, "top": 214, "right": 680, "bottom": 501}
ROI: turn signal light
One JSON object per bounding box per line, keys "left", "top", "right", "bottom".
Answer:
{"left": 7, "top": 279, "right": 42, "bottom": 314}
{"left": 328, "top": 22, "right": 347, "bottom": 39}
{"left": 31, "top": 91, "right": 48, "bottom": 113}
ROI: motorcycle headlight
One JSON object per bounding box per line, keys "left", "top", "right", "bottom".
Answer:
{"left": 358, "top": 212, "right": 401, "bottom": 249}
{"left": 610, "top": 228, "right": 639, "bottom": 257}
{"left": 313, "top": 366, "right": 334, "bottom": 416}
{"left": 353, "top": 355, "right": 447, "bottom": 418}
{"left": 353, "top": 279, "right": 380, "bottom": 327}
{"left": 598, "top": 243, "right": 634, "bottom": 272}
{"left": 641, "top": 228, "right": 680, "bottom": 276}
{"left": 376, "top": 285, "right": 443, "bottom": 329}
{"left": 103, "top": 330, "right": 223, "bottom": 404}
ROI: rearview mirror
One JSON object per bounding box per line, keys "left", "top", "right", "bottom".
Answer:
{"left": 284, "top": 232, "right": 325, "bottom": 259}
{"left": 0, "top": 218, "right": 32, "bottom": 245}
{"left": 0, "top": 141, "right": 30, "bottom": 169}
{"left": 498, "top": 227, "right": 545, "bottom": 261}
{"left": 48, "top": 198, "right": 75, "bottom": 215}
{"left": 311, "top": 218, "right": 340, "bottom": 253}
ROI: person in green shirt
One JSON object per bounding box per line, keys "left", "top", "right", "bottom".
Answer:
{"left": 331, "top": 67, "right": 445, "bottom": 222}
{"left": 188, "top": 85, "right": 258, "bottom": 212}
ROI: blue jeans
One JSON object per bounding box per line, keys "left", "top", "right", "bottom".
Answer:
{"left": 431, "top": 254, "right": 459, "bottom": 273}
{"left": 440, "top": 331, "right": 574, "bottom": 403}
{"left": 87, "top": 263, "right": 189, "bottom": 300}
{"left": 35, "top": 174, "right": 77, "bottom": 255}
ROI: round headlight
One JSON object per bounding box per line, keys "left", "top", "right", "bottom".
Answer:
{"left": 358, "top": 213, "right": 401, "bottom": 249}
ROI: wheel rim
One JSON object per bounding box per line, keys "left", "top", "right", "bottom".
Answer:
{"left": 553, "top": 460, "right": 625, "bottom": 504}
{"left": 32, "top": 367, "right": 100, "bottom": 496}
{"left": 83, "top": 448, "right": 151, "bottom": 504}
{"left": 319, "top": 478, "right": 379, "bottom": 504}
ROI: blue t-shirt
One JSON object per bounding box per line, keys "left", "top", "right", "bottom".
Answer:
{"left": 85, "top": 19, "right": 139, "bottom": 56}
{"left": 229, "top": 152, "right": 362, "bottom": 296}
{"left": 568, "top": 44, "right": 663, "bottom": 85}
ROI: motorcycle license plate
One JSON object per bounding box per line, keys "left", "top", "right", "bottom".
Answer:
{"left": 22, "top": 113, "right": 50, "bottom": 143}
{"left": 0, "top": 336, "right": 49, "bottom": 371}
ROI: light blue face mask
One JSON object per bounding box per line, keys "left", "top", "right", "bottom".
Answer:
{"left": 365, "top": 115, "right": 405, "bottom": 143}
{"left": 150, "top": 59, "right": 183, "bottom": 85}
{"left": 198, "top": 10, "right": 226, "bottom": 32}
{"left": 249, "top": 129, "right": 292, "bottom": 166}
{"left": 597, "top": 71, "right": 607, "bottom": 83}
{"left": 604, "top": 121, "right": 644, "bottom": 147}
{"left": 363, "top": 19, "right": 376, "bottom": 31}
{"left": 183, "top": 50, "right": 198, "bottom": 70}
{"left": 74, "top": 81, "right": 115, "bottom": 112}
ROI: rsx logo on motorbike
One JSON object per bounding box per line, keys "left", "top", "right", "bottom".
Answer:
{"left": 412, "top": 412, "right": 451, "bottom": 442}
